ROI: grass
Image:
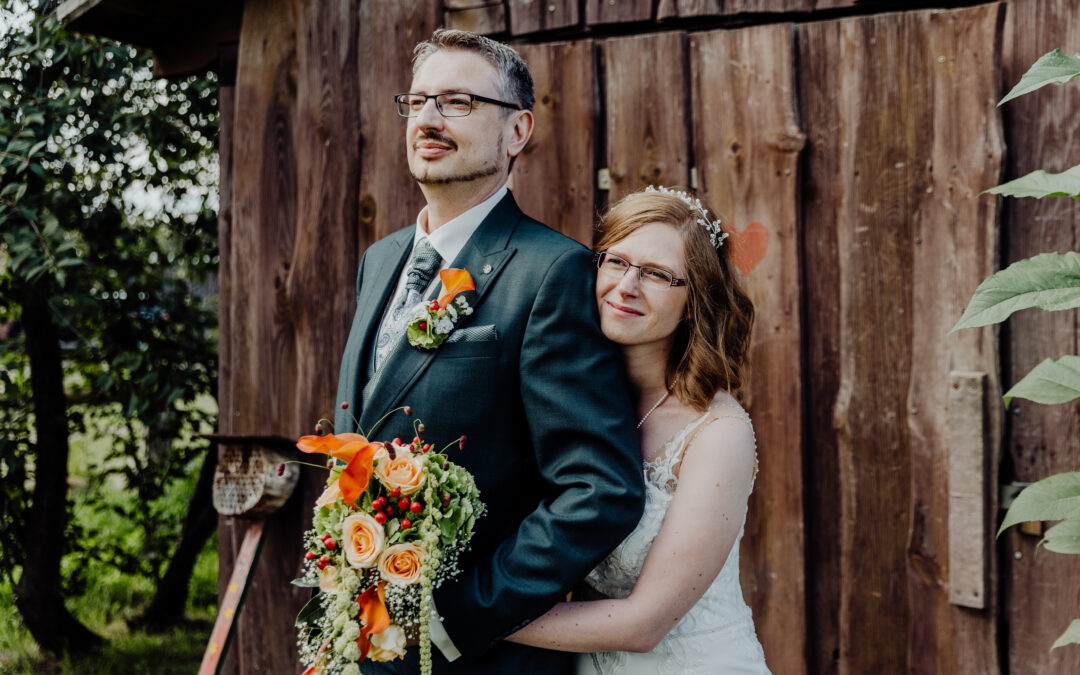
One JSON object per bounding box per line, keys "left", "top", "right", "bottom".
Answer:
{"left": 0, "top": 396, "right": 220, "bottom": 675}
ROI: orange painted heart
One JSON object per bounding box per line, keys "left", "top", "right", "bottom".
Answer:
{"left": 723, "top": 221, "right": 769, "bottom": 275}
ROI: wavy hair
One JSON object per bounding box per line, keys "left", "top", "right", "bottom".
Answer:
{"left": 595, "top": 189, "right": 755, "bottom": 411}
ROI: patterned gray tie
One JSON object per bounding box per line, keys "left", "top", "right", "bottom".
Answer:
{"left": 372, "top": 238, "right": 442, "bottom": 373}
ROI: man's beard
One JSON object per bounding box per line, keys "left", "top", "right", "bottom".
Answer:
{"left": 410, "top": 132, "right": 503, "bottom": 185}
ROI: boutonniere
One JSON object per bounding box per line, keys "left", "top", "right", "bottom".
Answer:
{"left": 406, "top": 269, "right": 475, "bottom": 350}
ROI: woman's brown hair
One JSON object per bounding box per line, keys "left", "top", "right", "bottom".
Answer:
{"left": 595, "top": 188, "right": 755, "bottom": 411}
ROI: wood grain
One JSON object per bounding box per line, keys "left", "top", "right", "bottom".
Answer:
{"left": 909, "top": 7, "right": 1003, "bottom": 673}
{"left": 689, "top": 23, "right": 806, "bottom": 675}
{"left": 357, "top": 1, "right": 439, "bottom": 245}
{"left": 513, "top": 40, "right": 597, "bottom": 245}
{"left": 657, "top": 0, "right": 720, "bottom": 19}
{"left": 602, "top": 31, "right": 690, "bottom": 205}
{"left": 445, "top": 4, "right": 508, "bottom": 34}
{"left": 508, "top": 0, "right": 579, "bottom": 35}
{"left": 585, "top": 0, "right": 652, "bottom": 26}
{"left": 1001, "top": 0, "right": 1080, "bottom": 672}
{"left": 723, "top": 0, "right": 811, "bottom": 13}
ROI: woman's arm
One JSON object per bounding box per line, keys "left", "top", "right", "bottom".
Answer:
{"left": 506, "top": 414, "right": 757, "bottom": 653}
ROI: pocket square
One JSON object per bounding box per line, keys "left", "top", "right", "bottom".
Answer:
{"left": 446, "top": 324, "right": 498, "bottom": 343}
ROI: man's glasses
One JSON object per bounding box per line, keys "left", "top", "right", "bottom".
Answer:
{"left": 593, "top": 251, "right": 688, "bottom": 289}
{"left": 395, "top": 92, "right": 522, "bottom": 118}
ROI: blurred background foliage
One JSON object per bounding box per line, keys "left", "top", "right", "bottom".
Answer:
{"left": 1, "top": 0, "right": 220, "bottom": 670}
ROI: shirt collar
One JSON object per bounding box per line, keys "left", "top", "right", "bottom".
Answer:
{"left": 413, "top": 183, "right": 508, "bottom": 264}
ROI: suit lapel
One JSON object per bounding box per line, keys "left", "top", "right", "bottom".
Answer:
{"left": 358, "top": 193, "right": 523, "bottom": 433}
{"left": 338, "top": 230, "right": 411, "bottom": 428}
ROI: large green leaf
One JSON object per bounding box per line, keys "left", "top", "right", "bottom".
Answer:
{"left": 999, "top": 473, "right": 1080, "bottom": 535}
{"left": 1004, "top": 356, "right": 1080, "bottom": 407}
{"left": 1039, "top": 519, "right": 1080, "bottom": 555}
{"left": 986, "top": 164, "right": 1080, "bottom": 200}
{"left": 951, "top": 252, "right": 1080, "bottom": 331}
{"left": 1052, "top": 619, "right": 1080, "bottom": 651}
{"left": 1000, "top": 48, "right": 1080, "bottom": 105}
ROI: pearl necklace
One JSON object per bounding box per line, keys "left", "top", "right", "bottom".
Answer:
{"left": 637, "top": 388, "right": 671, "bottom": 429}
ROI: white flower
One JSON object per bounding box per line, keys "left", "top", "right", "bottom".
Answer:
{"left": 368, "top": 624, "right": 407, "bottom": 662}
{"left": 435, "top": 317, "right": 454, "bottom": 334}
{"left": 342, "top": 640, "right": 361, "bottom": 661}
{"left": 343, "top": 665, "right": 361, "bottom": 675}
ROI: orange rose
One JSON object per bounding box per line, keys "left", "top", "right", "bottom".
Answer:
{"left": 318, "top": 564, "right": 338, "bottom": 593}
{"left": 314, "top": 481, "right": 341, "bottom": 509}
{"left": 342, "top": 513, "right": 384, "bottom": 568}
{"left": 378, "top": 543, "right": 424, "bottom": 585}
{"left": 374, "top": 448, "right": 426, "bottom": 496}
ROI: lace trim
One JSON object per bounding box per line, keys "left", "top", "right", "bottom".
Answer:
{"left": 644, "top": 405, "right": 757, "bottom": 491}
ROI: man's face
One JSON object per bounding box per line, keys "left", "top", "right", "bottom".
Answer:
{"left": 406, "top": 50, "right": 515, "bottom": 186}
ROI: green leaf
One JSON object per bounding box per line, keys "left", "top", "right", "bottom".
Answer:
{"left": 290, "top": 577, "right": 319, "bottom": 588}
{"left": 295, "top": 592, "right": 324, "bottom": 627}
{"left": 951, "top": 252, "right": 1080, "bottom": 331}
{"left": 999, "top": 472, "right": 1080, "bottom": 535}
{"left": 1052, "top": 619, "right": 1080, "bottom": 651}
{"left": 1039, "top": 519, "right": 1080, "bottom": 555}
{"left": 986, "top": 164, "right": 1080, "bottom": 200}
{"left": 1000, "top": 49, "right": 1080, "bottom": 106}
{"left": 1004, "top": 356, "right": 1080, "bottom": 407}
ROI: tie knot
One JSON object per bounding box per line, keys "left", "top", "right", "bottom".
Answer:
{"left": 406, "top": 239, "right": 441, "bottom": 292}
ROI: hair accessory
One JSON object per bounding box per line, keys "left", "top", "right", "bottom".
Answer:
{"left": 644, "top": 185, "right": 729, "bottom": 248}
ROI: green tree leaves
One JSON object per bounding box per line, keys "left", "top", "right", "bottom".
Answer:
{"left": 1003, "top": 356, "right": 1080, "bottom": 408}
{"left": 951, "top": 252, "right": 1080, "bottom": 331}
{"left": 999, "top": 473, "right": 1080, "bottom": 535}
{"left": 986, "top": 164, "right": 1080, "bottom": 200}
{"left": 999, "top": 48, "right": 1080, "bottom": 105}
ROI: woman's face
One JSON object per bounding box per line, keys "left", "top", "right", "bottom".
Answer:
{"left": 596, "top": 222, "right": 689, "bottom": 350}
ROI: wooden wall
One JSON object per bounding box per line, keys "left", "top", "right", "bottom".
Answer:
{"left": 214, "top": 0, "right": 1080, "bottom": 672}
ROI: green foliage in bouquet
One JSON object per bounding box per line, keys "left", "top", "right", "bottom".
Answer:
{"left": 954, "top": 47, "right": 1080, "bottom": 653}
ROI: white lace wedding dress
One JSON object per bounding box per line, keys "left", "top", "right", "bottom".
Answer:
{"left": 575, "top": 405, "right": 770, "bottom": 675}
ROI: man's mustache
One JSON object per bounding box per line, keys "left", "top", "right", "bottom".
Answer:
{"left": 414, "top": 131, "right": 457, "bottom": 150}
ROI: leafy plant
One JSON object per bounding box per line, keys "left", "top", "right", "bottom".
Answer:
{"left": 953, "top": 47, "right": 1080, "bottom": 652}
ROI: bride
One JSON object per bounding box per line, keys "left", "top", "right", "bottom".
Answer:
{"left": 507, "top": 186, "right": 768, "bottom": 674}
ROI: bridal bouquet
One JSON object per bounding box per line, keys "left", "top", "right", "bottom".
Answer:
{"left": 293, "top": 409, "right": 484, "bottom": 675}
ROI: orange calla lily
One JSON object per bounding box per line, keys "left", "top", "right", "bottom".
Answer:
{"left": 338, "top": 441, "right": 380, "bottom": 506}
{"left": 296, "top": 433, "right": 369, "bottom": 463}
{"left": 355, "top": 582, "right": 390, "bottom": 661}
{"left": 437, "top": 268, "right": 475, "bottom": 308}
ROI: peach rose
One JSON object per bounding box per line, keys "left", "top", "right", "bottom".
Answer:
{"left": 367, "top": 624, "right": 407, "bottom": 662}
{"left": 374, "top": 448, "right": 426, "bottom": 496}
{"left": 318, "top": 564, "right": 338, "bottom": 593}
{"left": 342, "top": 513, "right": 384, "bottom": 568}
{"left": 377, "top": 543, "right": 424, "bottom": 585}
{"left": 314, "top": 481, "right": 342, "bottom": 509}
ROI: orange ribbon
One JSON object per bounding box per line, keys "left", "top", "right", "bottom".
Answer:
{"left": 437, "top": 268, "right": 475, "bottom": 309}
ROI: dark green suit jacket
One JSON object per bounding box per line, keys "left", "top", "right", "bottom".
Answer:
{"left": 334, "top": 193, "right": 644, "bottom": 674}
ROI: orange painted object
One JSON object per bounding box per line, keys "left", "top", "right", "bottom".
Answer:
{"left": 724, "top": 221, "right": 770, "bottom": 276}
{"left": 199, "top": 520, "right": 266, "bottom": 675}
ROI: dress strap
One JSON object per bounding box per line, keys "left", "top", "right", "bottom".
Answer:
{"left": 672, "top": 405, "right": 758, "bottom": 485}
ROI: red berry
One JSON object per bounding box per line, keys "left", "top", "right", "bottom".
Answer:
{"left": 418, "top": 321, "right": 428, "bottom": 331}
{"left": 410, "top": 501, "right": 422, "bottom": 514}
{"left": 371, "top": 497, "right": 385, "bottom": 509}
{"left": 398, "top": 497, "right": 410, "bottom": 510}
{"left": 315, "top": 422, "right": 323, "bottom": 434}
{"left": 374, "top": 511, "right": 387, "bottom": 524}
{"left": 458, "top": 435, "right": 467, "bottom": 450}
{"left": 390, "top": 487, "right": 401, "bottom": 498}
{"left": 317, "top": 560, "right": 327, "bottom": 569}
{"left": 429, "top": 300, "right": 439, "bottom": 310}
{"left": 421, "top": 443, "right": 430, "bottom": 452}
{"left": 340, "top": 401, "right": 349, "bottom": 410}
{"left": 305, "top": 551, "right": 316, "bottom": 561}
{"left": 324, "top": 537, "right": 337, "bottom": 550}
{"left": 276, "top": 462, "right": 286, "bottom": 476}
{"left": 401, "top": 518, "right": 412, "bottom": 530}
{"left": 413, "top": 436, "right": 421, "bottom": 445}
{"left": 385, "top": 505, "right": 394, "bottom": 515}
{"left": 392, "top": 438, "right": 401, "bottom": 447}
{"left": 404, "top": 406, "right": 413, "bottom": 416}
{"left": 417, "top": 423, "right": 426, "bottom": 434}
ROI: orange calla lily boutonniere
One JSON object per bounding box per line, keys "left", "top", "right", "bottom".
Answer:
{"left": 406, "top": 268, "right": 475, "bottom": 350}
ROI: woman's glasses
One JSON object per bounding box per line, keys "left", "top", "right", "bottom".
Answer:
{"left": 594, "top": 251, "right": 688, "bottom": 289}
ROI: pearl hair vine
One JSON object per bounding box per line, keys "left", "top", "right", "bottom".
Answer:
{"left": 644, "top": 185, "right": 729, "bottom": 248}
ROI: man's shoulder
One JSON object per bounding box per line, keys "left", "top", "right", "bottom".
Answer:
{"left": 363, "top": 226, "right": 414, "bottom": 258}
{"left": 508, "top": 216, "right": 590, "bottom": 262}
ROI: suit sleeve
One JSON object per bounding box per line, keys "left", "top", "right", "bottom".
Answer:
{"left": 432, "top": 246, "right": 646, "bottom": 657}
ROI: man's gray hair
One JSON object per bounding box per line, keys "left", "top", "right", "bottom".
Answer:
{"left": 413, "top": 29, "right": 535, "bottom": 112}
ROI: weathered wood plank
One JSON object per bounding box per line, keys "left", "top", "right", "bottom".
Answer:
{"left": 723, "top": 0, "right": 811, "bottom": 13}
{"left": 909, "top": 8, "right": 1003, "bottom": 673}
{"left": 508, "top": 0, "right": 578, "bottom": 35}
{"left": 357, "top": 1, "right": 439, "bottom": 245}
{"left": 602, "top": 31, "right": 689, "bottom": 204}
{"left": 657, "top": 0, "right": 720, "bottom": 19}
{"left": 689, "top": 23, "right": 806, "bottom": 675}
{"left": 445, "top": 4, "right": 508, "bottom": 35}
{"left": 217, "top": 0, "right": 298, "bottom": 671}
{"left": 585, "top": 0, "right": 651, "bottom": 26}
{"left": 513, "top": 40, "right": 597, "bottom": 245}
{"left": 1001, "top": 0, "right": 1080, "bottom": 672}
{"left": 799, "top": 10, "right": 941, "bottom": 673}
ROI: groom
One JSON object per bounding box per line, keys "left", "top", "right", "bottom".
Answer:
{"left": 333, "top": 29, "right": 644, "bottom": 674}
